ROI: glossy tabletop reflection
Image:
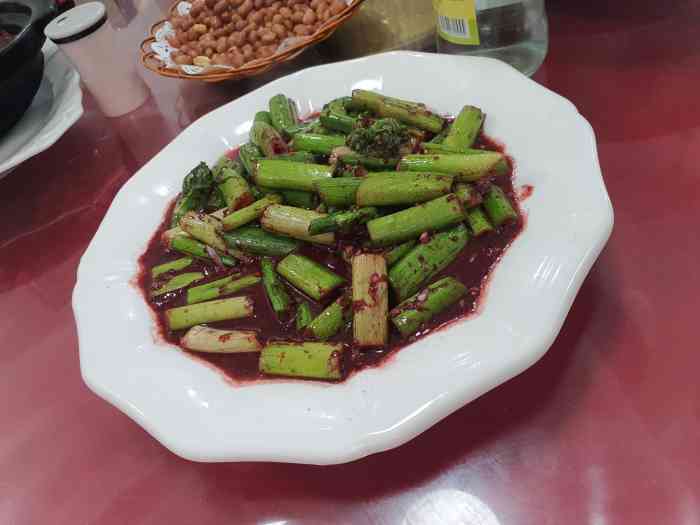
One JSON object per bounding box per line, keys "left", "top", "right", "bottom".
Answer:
{"left": 1, "top": 0, "right": 699, "bottom": 523}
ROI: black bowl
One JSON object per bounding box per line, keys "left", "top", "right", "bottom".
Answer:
{"left": 0, "top": 0, "right": 57, "bottom": 137}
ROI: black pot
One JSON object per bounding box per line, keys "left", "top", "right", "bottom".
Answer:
{"left": 0, "top": 0, "right": 58, "bottom": 137}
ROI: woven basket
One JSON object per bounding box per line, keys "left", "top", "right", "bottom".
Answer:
{"left": 140, "top": 0, "right": 366, "bottom": 82}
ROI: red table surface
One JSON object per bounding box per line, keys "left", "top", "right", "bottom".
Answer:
{"left": 2, "top": 1, "right": 699, "bottom": 523}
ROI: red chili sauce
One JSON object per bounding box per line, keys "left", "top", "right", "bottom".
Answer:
{"left": 136, "top": 134, "right": 525, "bottom": 383}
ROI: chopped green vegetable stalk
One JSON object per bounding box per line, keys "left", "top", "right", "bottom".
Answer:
{"left": 349, "top": 90, "right": 445, "bottom": 133}
{"left": 250, "top": 121, "right": 289, "bottom": 157}
{"left": 222, "top": 225, "right": 300, "bottom": 257}
{"left": 314, "top": 178, "right": 363, "bottom": 208}
{"left": 388, "top": 224, "right": 469, "bottom": 300}
{"left": 320, "top": 97, "right": 356, "bottom": 134}
{"left": 261, "top": 257, "right": 292, "bottom": 318}
{"left": 384, "top": 240, "right": 416, "bottom": 267}
{"left": 483, "top": 185, "right": 518, "bottom": 226}
{"left": 276, "top": 254, "right": 345, "bottom": 301}
{"left": 391, "top": 277, "right": 467, "bottom": 337}
{"left": 151, "top": 257, "right": 193, "bottom": 279}
{"left": 269, "top": 94, "right": 298, "bottom": 137}
{"left": 422, "top": 142, "right": 487, "bottom": 154}
{"left": 307, "top": 207, "right": 379, "bottom": 235}
{"left": 356, "top": 173, "right": 453, "bottom": 206}
{"left": 455, "top": 182, "right": 483, "bottom": 208}
{"left": 295, "top": 301, "right": 314, "bottom": 330}
{"left": 179, "top": 212, "right": 226, "bottom": 252}
{"left": 171, "top": 162, "right": 215, "bottom": 227}
{"left": 181, "top": 325, "right": 262, "bottom": 353}
{"left": 346, "top": 118, "right": 409, "bottom": 159}
{"left": 466, "top": 206, "right": 494, "bottom": 236}
{"left": 254, "top": 160, "right": 333, "bottom": 192}
{"left": 216, "top": 167, "right": 254, "bottom": 210}
{"left": 165, "top": 296, "right": 254, "bottom": 331}
{"left": 254, "top": 110, "right": 273, "bottom": 124}
{"left": 352, "top": 253, "right": 389, "bottom": 347}
{"left": 290, "top": 133, "right": 346, "bottom": 155}
{"left": 221, "top": 194, "right": 283, "bottom": 231}
{"left": 399, "top": 153, "right": 508, "bottom": 181}
{"left": 306, "top": 295, "right": 347, "bottom": 340}
{"left": 152, "top": 272, "right": 204, "bottom": 297}
{"left": 278, "top": 189, "right": 317, "bottom": 210}
{"left": 212, "top": 155, "right": 237, "bottom": 179}
{"left": 169, "top": 236, "right": 237, "bottom": 267}
{"left": 276, "top": 151, "right": 316, "bottom": 163}
{"left": 261, "top": 204, "right": 335, "bottom": 245}
{"left": 186, "top": 273, "right": 261, "bottom": 304}
{"left": 259, "top": 341, "right": 344, "bottom": 380}
{"left": 336, "top": 151, "right": 398, "bottom": 170}
{"left": 442, "top": 105, "right": 484, "bottom": 151}
{"left": 366, "top": 194, "right": 466, "bottom": 246}
{"left": 239, "top": 143, "right": 264, "bottom": 177}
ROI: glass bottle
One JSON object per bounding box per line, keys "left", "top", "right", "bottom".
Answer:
{"left": 434, "top": 0, "right": 548, "bottom": 77}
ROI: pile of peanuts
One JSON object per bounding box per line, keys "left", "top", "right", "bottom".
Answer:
{"left": 167, "top": 0, "right": 348, "bottom": 68}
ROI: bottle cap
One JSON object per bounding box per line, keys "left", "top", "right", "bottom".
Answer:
{"left": 44, "top": 2, "right": 107, "bottom": 44}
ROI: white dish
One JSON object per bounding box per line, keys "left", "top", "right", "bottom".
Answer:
{"left": 73, "top": 51, "right": 613, "bottom": 465}
{"left": 0, "top": 41, "right": 83, "bottom": 177}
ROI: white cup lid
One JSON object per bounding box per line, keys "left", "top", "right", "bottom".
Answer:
{"left": 45, "top": 2, "right": 107, "bottom": 42}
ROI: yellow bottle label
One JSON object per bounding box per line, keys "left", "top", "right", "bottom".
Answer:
{"left": 433, "top": 0, "right": 480, "bottom": 46}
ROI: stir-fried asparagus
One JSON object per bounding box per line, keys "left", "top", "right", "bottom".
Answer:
{"left": 306, "top": 295, "right": 348, "bottom": 340}
{"left": 269, "top": 94, "right": 298, "bottom": 137}
{"left": 399, "top": 153, "right": 508, "bottom": 180}
{"left": 171, "top": 162, "right": 215, "bottom": 227}
{"left": 483, "top": 185, "right": 518, "bottom": 226}
{"left": 221, "top": 194, "right": 283, "bottom": 231}
{"left": 222, "top": 225, "right": 300, "bottom": 256}
{"left": 352, "top": 254, "right": 389, "bottom": 347}
{"left": 355, "top": 173, "right": 453, "bottom": 206}
{"left": 181, "top": 325, "right": 262, "bottom": 353}
{"left": 186, "top": 273, "right": 261, "bottom": 304}
{"left": 466, "top": 206, "right": 494, "bottom": 236}
{"left": 165, "top": 296, "right": 254, "bottom": 330}
{"left": 307, "top": 207, "right": 378, "bottom": 235}
{"left": 261, "top": 257, "right": 292, "bottom": 318}
{"left": 259, "top": 341, "right": 344, "bottom": 380}
{"left": 151, "top": 257, "right": 193, "bottom": 279}
{"left": 254, "top": 160, "right": 333, "bottom": 191}
{"left": 261, "top": 204, "right": 335, "bottom": 245}
{"left": 277, "top": 254, "right": 345, "bottom": 301}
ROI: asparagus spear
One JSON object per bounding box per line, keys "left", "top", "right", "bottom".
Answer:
{"left": 366, "top": 194, "right": 466, "bottom": 246}
{"left": 261, "top": 257, "right": 292, "bottom": 318}
{"left": 216, "top": 167, "right": 254, "bottom": 210}
{"left": 276, "top": 254, "right": 345, "bottom": 301}
{"left": 212, "top": 155, "right": 237, "bottom": 178}
{"left": 384, "top": 240, "right": 416, "bottom": 267}
{"left": 391, "top": 277, "right": 467, "bottom": 337}
{"left": 171, "top": 162, "right": 215, "bottom": 228}
{"left": 388, "top": 224, "right": 469, "bottom": 300}
{"left": 352, "top": 253, "right": 389, "bottom": 347}
{"left": 259, "top": 341, "right": 344, "bottom": 380}
{"left": 422, "top": 142, "right": 487, "bottom": 155}
{"left": 179, "top": 212, "right": 227, "bottom": 252}
{"left": 269, "top": 94, "right": 298, "bottom": 137}
{"left": 307, "top": 207, "right": 379, "bottom": 235}
{"left": 466, "top": 206, "right": 494, "bottom": 236}
{"left": 399, "top": 153, "right": 509, "bottom": 181}
{"left": 169, "top": 236, "right": 238, "bottom": 267}
{"left": 254, "top": 110, "right": 273, "bottom": 125}
{"left": 275, "top": 151, "right": 316, "bottom": 163}
{"left": 165, "top": 296, "right": 254, "bottom": 331}
{"left": 355, "top": 173, "right": 453, "bottom": 206}
{"left": 151, "top": 257, "right": 193, "bottom": 279}
{"left": 290, "top": 133, "right": 346, "bottom": 155}
{"left": 442, "top": 105, "right": 484, "bottom": 151}
{"left": 306, "top": 295, "right": 348, "bottom": 340}
{"left": 349, "top": 90, "right": 445, "bottom": 133}
{"left": 250, "top": 121, "right": 289, "bottom": 157}
{"left": 336, "top": 151, "right": 398, "bottom": 170}
{"left": 483, "top": 185, "right": 518, "bottom": 226}
{"left": 277, "top": 189, "right": 317, "bottom": 210}
{"left": 261, "top": 205, "right": 335, "bottom": 245}
{"left": 152, "top": 272, "right": 204, "bottom": 297}
{"left": 295, "top": 301, "right": 314, "bottom": 330}
{"left": 254, "top": 160, "right": 333, "bottom": 192}
{"left": 181, "top": 325, "right": 262, "bottom": 353}
{"left": 221, "top": 194, "right": 283, "bottom": 231}
{"left": 455, "top": 182, "right": 483, "bottom": 209}
{"left": 239, "top": 143, "right": 264, "bottom": 177}
{"left": 186, "top": 273, "right": 261, "bottom": 304}
{"left": 314, "top": 178, "right": 363, "bottom": 208}
{"left": 222, "top": 225, "right": 299, "bottom": 256}
{"left": 320, "top": 97, "right": 356, "bottom": 133}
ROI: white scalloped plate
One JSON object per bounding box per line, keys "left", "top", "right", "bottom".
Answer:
{"left": 0, "top": 41, "right": 83, "bottom": 177}
{"left": 73, "top": 51, "right": 613, "bottom": 464}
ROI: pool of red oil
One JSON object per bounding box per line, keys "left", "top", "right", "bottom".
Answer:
{"left": 136, "top": 133, "right": 525, "bottom": 383}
